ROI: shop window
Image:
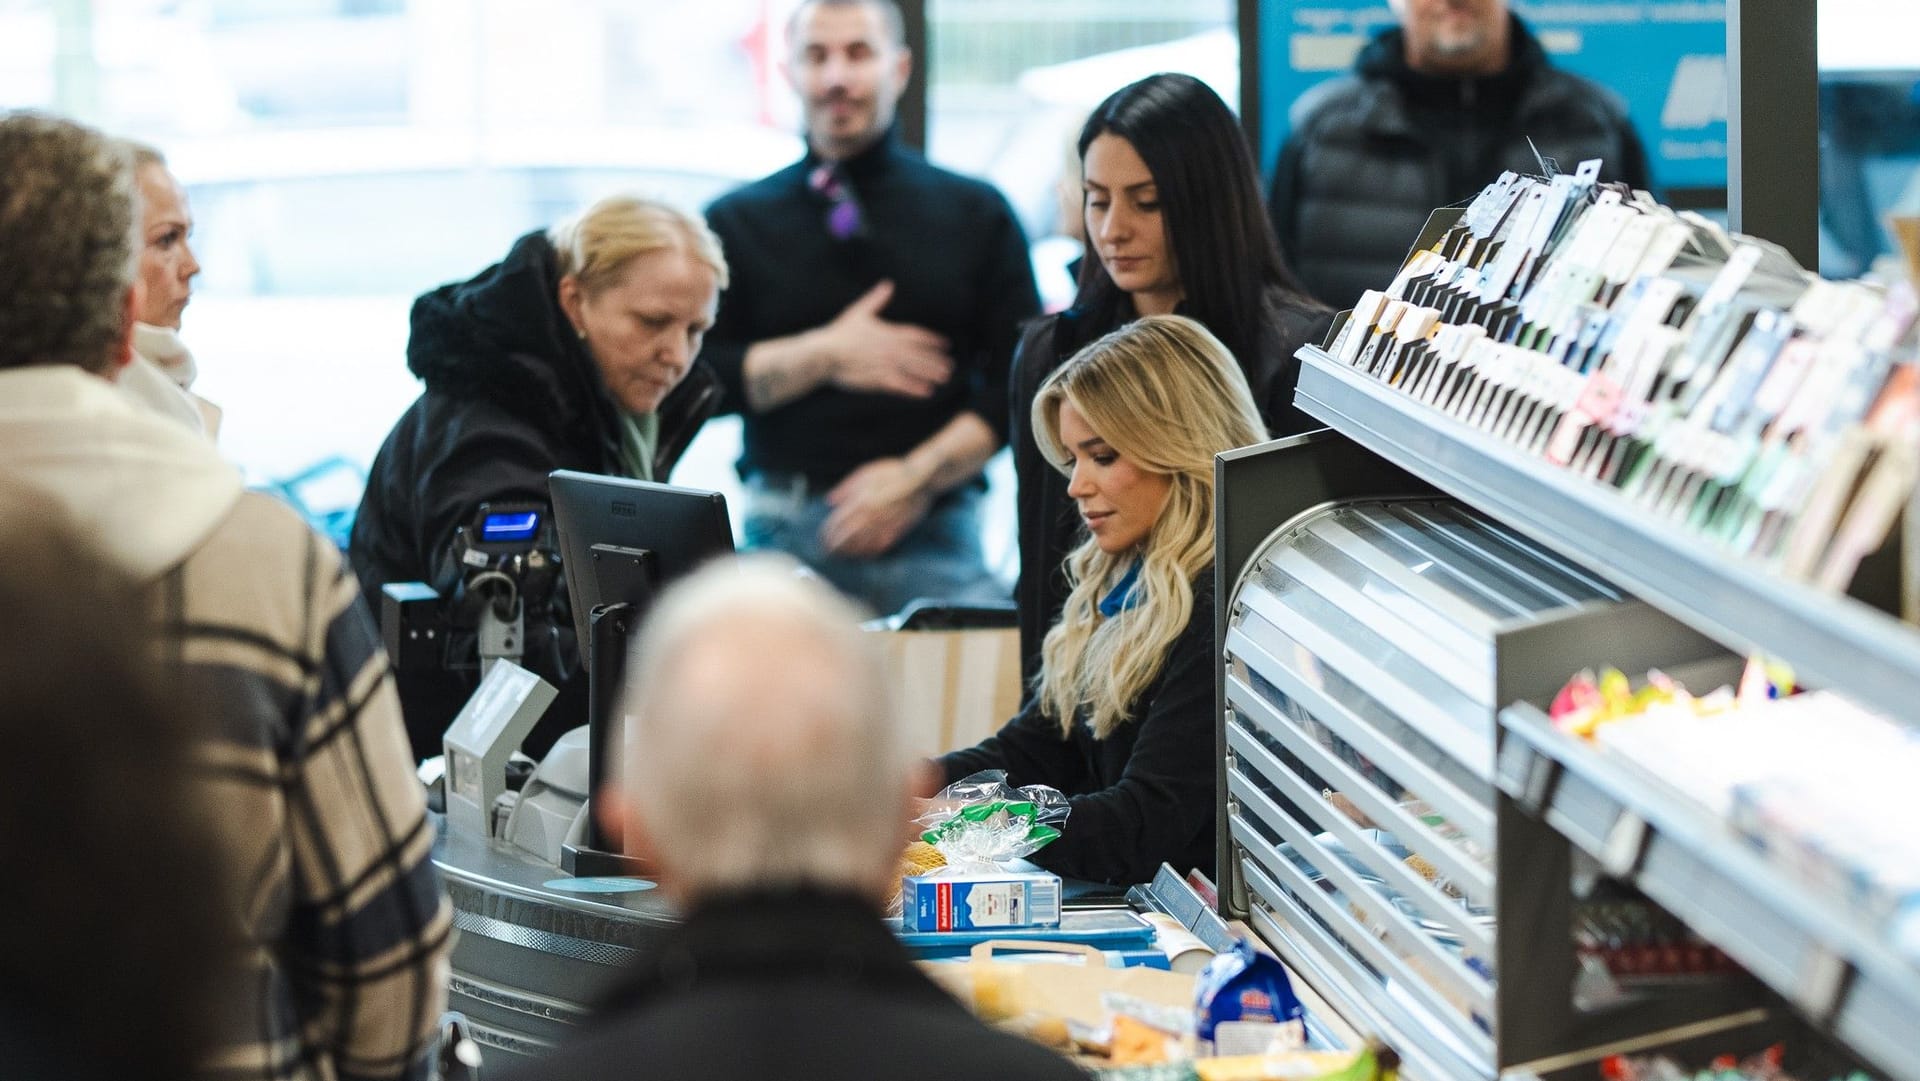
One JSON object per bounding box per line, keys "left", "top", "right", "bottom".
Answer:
{"left": 1817, "top": 0, "right": 1920, "bottom": 279}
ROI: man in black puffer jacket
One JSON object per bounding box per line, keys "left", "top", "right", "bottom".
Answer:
{"left": 1269, "top": 0, "right": 1651, "bottom": 311}
{"left": 351, "top": 200, "right": 727, "bottom": 760}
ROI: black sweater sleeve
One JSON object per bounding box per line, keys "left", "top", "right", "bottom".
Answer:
{"left": 937, "top": 696, "right": 1094, "bottom": 801}
{"left": 1009, "top": 315, "right": 1067, "bottom": 685}
{"left": 1257, "top": 296, "right": 1338, "bottom": 439}
{"left": 1032, "top": 590, "right": 1218, "bottom": 886}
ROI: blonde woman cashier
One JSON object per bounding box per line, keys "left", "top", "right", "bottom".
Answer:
{"left": 938, "top": 314, "right": 1264, "bottom": 886}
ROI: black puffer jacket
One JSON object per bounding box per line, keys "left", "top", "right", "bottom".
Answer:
{"left": 1009, "top": 290, "right": 1332, "bottom": 684}
{"left": 1270, "top": 16, "right": 1651, "bottom": 310}
{"left": 350, "top": 231, "right": 720, "bottom": 759}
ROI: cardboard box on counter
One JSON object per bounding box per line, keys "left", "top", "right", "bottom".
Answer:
{"left": 903, "top": 871, "right": 1062, "bottom": 932}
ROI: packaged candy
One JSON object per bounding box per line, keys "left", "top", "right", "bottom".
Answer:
{"left": 914, "top": 770, "right": 1071, "bottom": 874}
{"left": 1550, "top": 665, "right": 1723, "bottom": 739}
{"left": 1549, "top": 668, "right": 1602, "bottom": 728}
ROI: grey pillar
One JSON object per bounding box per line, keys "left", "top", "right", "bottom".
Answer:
{"left": 1238, "top": 0, "right": 1262, "bottom": 155}
{"left": 1726, "top": 0, "right": 1820, "bottom": 267}
{"left": 901, "top": 0, "right": 927, "bottom": 150}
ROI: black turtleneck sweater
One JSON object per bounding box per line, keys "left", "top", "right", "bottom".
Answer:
{"left": 703, "top": 133, "right": 1041, "bottom": 490}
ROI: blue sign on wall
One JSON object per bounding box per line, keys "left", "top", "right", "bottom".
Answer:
{"left": 1259, "top": 1, "right": 1729, "bottom": 196}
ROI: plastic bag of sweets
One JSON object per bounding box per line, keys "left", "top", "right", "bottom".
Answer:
{"left": 1194, "top": 937, "right": 1305, "bottom": 1056}
{"left": 914, "top": 770, "right": 1071, "bottom": 873}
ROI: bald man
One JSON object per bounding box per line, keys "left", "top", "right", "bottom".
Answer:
{"left": 505, "top": 556, "right": 1084, "bottom": 1081}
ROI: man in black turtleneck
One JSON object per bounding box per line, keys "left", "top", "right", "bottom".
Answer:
{"left": 703, "top": 0, "right": 1039, "bottom": 618}
{"left": 1268, "top": 0, "right": 1651, "bottom": 310}
{"left": 503, "top": 557, "right": 1084, "bottom": 1081}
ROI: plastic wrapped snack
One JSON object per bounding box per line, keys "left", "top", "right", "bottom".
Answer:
{"left": 915, "top": 770, "right": 1071, "bottom": 874}
{"left": 1194, "top": 937, "right": 1304, "bottom": 1054}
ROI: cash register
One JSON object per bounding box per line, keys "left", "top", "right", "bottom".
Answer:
{"left": 427, "top": 470, "right": 732, "bottom": 1062}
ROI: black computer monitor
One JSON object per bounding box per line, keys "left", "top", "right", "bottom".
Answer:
{"left": 547, "top": 469, "right": 736, "bottom": 654}
{"left": 548, "top": 470, "right": 736, "bottom": 871}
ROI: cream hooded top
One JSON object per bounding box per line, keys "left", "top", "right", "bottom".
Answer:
{"left": 118, "top": 322, "right": 223, "bottom": 438}
{"left": 0, "top": 365, "right": 242, "bottom": 582}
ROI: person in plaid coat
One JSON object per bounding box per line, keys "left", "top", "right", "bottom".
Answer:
{"left": 0, "top": 110, "right": 451, "bottom": 1081}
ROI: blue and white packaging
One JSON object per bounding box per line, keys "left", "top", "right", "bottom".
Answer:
{"left": 1194, "top": 935, "right": 1304, "bottom": 1049}
{"left": 901, "top": 871, "right": 1062, "bottom": 932}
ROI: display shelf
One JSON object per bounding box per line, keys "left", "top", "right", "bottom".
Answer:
{"left": 1225, "top": 665, "right": 1492, "bottom": 906}
{"left": 1215, "top": 486, "right": 1705, "bottom": 1078}
{"left": 1227, "top": 723, "right": 1496, "bottom": 1001}
{"left": 1294, "top": 345, "right": 1920, "bottom": 729}
{"left": 1496, "top": 702, "right": 1920, "bottom": 1081}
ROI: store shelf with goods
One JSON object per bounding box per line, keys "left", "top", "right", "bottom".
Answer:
{"left": 1212, "top": 431, "right": 1762, "bottom": 1079}
{"left": 1294, "top": 344, "right": 1920, "bottom": 729}
{"left": 1217, "top": 491, "right": 1574, "bottom": 1081}
{"left": 1496, "top": 1006, "right": 1876, "bottom": 1081}
{"left": 1496, "top": 701, "right": 1920, "bottom": 1081}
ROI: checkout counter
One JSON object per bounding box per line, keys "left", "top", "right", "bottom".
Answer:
{"left": 429, "top": 751, "right": 1270, "bottom": 1068}
{"left": 436, "top": 825, "right": 675, "bottom": 1060}
{"left": 422, "top": 598, "right": 1186, "bottom": 1067}
{"left": 427, "top": 674, "right": 679, "bottom": 1064}
{"left": 417, "top": 474, "right": 1360, "bottom": 1071}
{"left": 423, "top": 596, "right": 1312, "bottom": 1070}
{"left": 433, "top": 797, "right": 1345, "bottom": 1069}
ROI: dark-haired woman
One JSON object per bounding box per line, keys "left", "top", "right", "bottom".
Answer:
{"left": 1011, "top": 73, "right": 1333, "bottom": 679}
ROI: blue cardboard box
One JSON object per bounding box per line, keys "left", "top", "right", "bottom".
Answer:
{"left": 902, "top": 871, "right": 1062, "bottom": 932}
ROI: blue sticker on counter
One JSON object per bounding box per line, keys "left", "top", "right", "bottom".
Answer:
{"left": 542, "top": 877, "right": 656, "bottom": 894}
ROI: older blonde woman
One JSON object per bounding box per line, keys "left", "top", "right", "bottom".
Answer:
{"left": 116, "top": 141, "right": 222, "bottom": 436}
{"left": 939, "top": 314, "right": 1265, "bottom": 886}
{"left": 351, "top": 195, "right": 729, "bottom": 759}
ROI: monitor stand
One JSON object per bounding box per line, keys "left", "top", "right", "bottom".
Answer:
{"left": 562, "top": 592, "right": 655, "bottom": 879}
{"left": 560, "top": 841, "right": 648, "bottom": 878}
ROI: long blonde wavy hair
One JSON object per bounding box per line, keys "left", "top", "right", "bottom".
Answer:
{"left": 1033, "top": 314, "right": 1265, "bottom": 738}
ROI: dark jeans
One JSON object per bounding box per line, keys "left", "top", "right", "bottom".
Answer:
{"left": 743, "top": 474, "right": 1007, "bottom": 618}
